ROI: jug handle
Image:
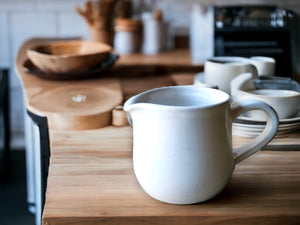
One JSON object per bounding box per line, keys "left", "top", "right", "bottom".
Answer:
{"left": 230, "top": 100, "right": 279, "bottom": 164}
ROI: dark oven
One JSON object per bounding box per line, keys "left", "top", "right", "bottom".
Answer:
{"left": 214, "top": 5, "right": 296, "bottom": 77}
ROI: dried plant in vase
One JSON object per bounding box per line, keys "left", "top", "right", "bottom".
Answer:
{"left": 76, "top": 0, "right": 120, "bottom": 45}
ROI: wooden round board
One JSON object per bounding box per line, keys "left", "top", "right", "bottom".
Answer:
{"left": 29, "top": 81, "right": 123, "bottom": 130}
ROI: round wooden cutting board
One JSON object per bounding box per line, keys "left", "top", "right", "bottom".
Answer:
{"left": 29, "top": 81, "right": 123, "bottom": 130}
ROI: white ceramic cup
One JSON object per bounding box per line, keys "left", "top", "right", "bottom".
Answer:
{"left": 250, "top": 56, "right": 276, "bottom": 76}
{"left": 245, "top": 89, "right": 300, "bottom": 120}
{"left": 231, "top": 73, "right": 300, "bottom": 120}
{"left": 204, "top": 56, "right": 258, "bottom": 94}
{"left": 124, "top": 86, "right": 279, "bottom": 204}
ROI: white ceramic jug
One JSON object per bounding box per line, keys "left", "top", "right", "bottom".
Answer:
{"left": 124, "top": 86, "right": 278, "bottom": 204}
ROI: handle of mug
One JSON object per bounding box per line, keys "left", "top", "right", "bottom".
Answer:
{"left": 230, "top": 99, "right": 279, "bottom": 164}
{"left": 248, "top": 64, "right": 259, "bottom": 79}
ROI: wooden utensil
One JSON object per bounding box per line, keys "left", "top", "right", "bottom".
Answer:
{"left": 112, "top": 106, "right": 129, "bottom": 126}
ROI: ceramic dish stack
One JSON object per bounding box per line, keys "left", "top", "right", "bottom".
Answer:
{"left": 194, "top": 71, "right": 300, "bottom": 138}
{"left": 233, "top": 112, "right": 300, "bottom": 137}
{"left": 231, "top": 73, "right": 300, "bottom": 137}
{"left": 25, "top": 40, "right": 118, "bottom": 80}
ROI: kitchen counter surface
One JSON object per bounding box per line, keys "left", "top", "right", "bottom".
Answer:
{"left": 16, "top": 38, "right": 300, "bottom": 225}
{"left": 44, "top": 127, "right": 300, "bottom": 225}
{"left": 15, "top": 38, "right": 201, "bottom": 119}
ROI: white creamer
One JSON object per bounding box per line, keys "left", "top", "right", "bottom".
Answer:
{"left": 124, "top": 86, "right": 279, "bottom": 204}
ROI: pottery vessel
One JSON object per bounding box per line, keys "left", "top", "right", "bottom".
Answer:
{"left": 204, "top": 56, "right": 258, "bottom": 94}
{"left": 27, "top": 40, "right": 111, "bottom": 74}
{"left": 124, "top": 86, "right": 278, "bottom": 204}
{"left": 249, "top": 56, "right": 276, "bottom": 76}
{"left": 231, "top": 73, "right": 300, "bottom": 120}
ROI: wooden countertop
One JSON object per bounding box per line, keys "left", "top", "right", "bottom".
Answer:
{"left": 15, "top": 38, "right": 201, "bottom": 130}
{"left": 15, "top": 38, "right": 201, "bottom": 118}
{"left": 16, "top": 39, "right": 300, "bottom": 225}
{"left": 117, "top": 49, "right": 193, "bottom": 66}
{"left": 43, "top": 127, "right": 300, "bottom": 225}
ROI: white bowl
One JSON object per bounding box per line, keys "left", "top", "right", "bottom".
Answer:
{"left": 242, "top": 89, "right": 300, "bottom": 120}
{"left": 231, "top": 73, "right": 300, "bottom": 120}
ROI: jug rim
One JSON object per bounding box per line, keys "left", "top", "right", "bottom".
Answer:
{"left": 206, "top": 57, "right": 255, "bottom": 66}
{"left": 123, "top": 85, "right": 230, "bottom": 111}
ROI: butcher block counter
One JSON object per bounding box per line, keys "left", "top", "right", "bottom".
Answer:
{"left": 16, "top": 39, "right": 300, "bottom": 225}
{"left": 45, "top": 128, "right": 300, "bottom": 225}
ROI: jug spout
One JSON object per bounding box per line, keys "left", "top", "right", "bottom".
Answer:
{"left": 124, "top": 87, "right": 162, "bottom": 125}
{"left": 123, "top": 98, "right": 136, "bottom": 112}
{"left": 123, "top": 100, "right": 134, "bottom": 126}
{"left": 123, "top": 95, "right": 144, "bottom": 126}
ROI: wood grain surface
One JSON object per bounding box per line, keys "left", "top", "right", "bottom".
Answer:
{"left": 27, "top": 40, "right": 111, "bottom": 74}
{"left": 43, "top": 126, "right": 300, "bottom": 225}
{"left": 15, "top": 38, "right": 199, "bottom": 130}
{"left": 234, "top": 131, "right": 300, "bottom": 150}
{"left": 29, "top": 80, "right": 123, "bottom": 130}
{"left": 117, "top": 49, "right": 195, "bottom": 66}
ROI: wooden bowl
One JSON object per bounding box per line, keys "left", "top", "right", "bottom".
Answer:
{"left": 27, "top": 41, "right": 112, "bottom": 74}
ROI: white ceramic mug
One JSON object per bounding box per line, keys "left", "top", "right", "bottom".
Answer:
{"left": 124, "top": 86, "right": 279, "bottom": 204}
{"left": 250, "top": 56, "right": 276, "bottom": 76}
{"left": 204, "top": 56, "right": 258, "bottom": 94}
{"left": 231, "top": 73, "right": 300, "bottom": 120}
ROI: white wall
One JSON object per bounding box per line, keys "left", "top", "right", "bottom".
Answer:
{"left": 0, "top": 0, "right": 90, "bottom": 148}
{"left": 1, "top": 0, "right": 299, "bottom": 148}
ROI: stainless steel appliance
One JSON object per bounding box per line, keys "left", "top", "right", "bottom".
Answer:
{"left": 214, "top": 5, "right": 296, "bottom": 77}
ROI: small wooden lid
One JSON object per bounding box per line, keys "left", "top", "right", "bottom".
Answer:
{"left": 114, "top": 18, "right": 142, "bottom": 32}
{"left": 112, "top": 106, "right": 129, "bottom": 126}
{"left": 154, "top": 10, "right": 163, "bottom": 21}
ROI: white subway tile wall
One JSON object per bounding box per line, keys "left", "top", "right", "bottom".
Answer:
{"left": 36, "top": 0, "right": 87, "bottom": 12}
{"left": 0, "top": 0, "right": 36, "bottom": 12}
{"left": 0, "top": 13, "right": 9, "bottom": 67}
{"left": 0, "top": 0, "right": 299, "bottom": 148}
{"left": 10, "top": 12, "right": 57, "bottom": 87}
{"left": 57, "top": 12, "right": 89, "bottom": 39}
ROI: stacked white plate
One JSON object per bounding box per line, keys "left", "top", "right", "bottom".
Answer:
{"left": 233, "top": 111, "right": 300, "bottom": 137}
{"left": 193, "top": 72, "right": 300, "bottom": 137}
